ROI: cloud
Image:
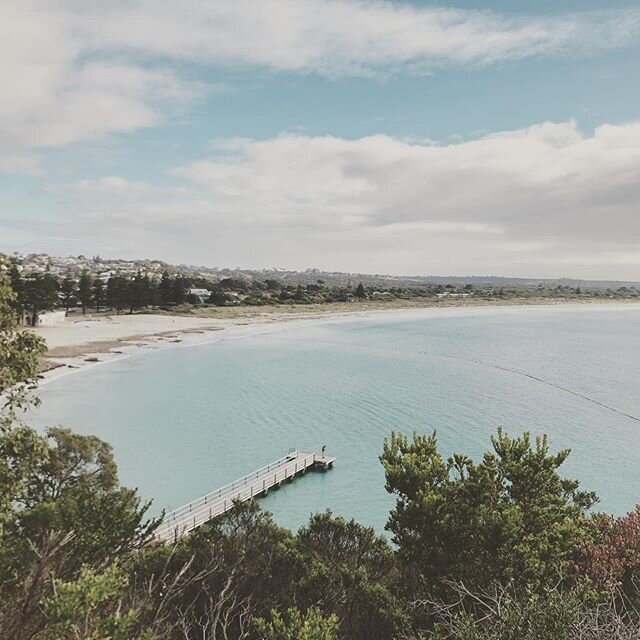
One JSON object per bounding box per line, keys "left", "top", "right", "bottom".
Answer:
{"left": 171, "top": 121, "right": 640, "bottom": 245}
{"left": 25, "top": 119, "right": 640, "bottom": 279}
{"left": 0, "top": 154, "right": 42, "bottom": 175}
{"left": 83, "top": 1, "right": 640, "bottom": 73}
{"left": 0, "top": 1, "right": 192, "bottom": 162}
{"left": 2, "top": 0, "right": 640, "bottom": 166}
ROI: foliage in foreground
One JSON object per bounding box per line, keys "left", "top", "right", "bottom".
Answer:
{"left": 424, "top": 582, "right": 640, "bottom": 640}
{"left": 380, "top": 429, "right": 597, "bottom": 598}
{"left": 253, "top": 608, "right": 339, "bottom": 640}
{"left": 4, "top": 262, "right": 640, "bottom": 639}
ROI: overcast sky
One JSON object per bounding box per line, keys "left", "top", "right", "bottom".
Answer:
{"left": 2, "top": 0, "right": 640, "bottom": 279}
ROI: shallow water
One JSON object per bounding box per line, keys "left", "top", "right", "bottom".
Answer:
{"left": 31, "top": 305, "right": 640, "bottom": 532}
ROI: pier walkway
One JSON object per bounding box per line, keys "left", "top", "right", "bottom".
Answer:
{"left": 155, "top": 450, "right": 336, "bottom": 542}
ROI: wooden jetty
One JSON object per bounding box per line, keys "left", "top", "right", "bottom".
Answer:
{"left": 155, "top": 450, "right": 336, "bottom": 542}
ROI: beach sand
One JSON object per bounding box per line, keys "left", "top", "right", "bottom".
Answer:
{"left": 38, "top": 314, "right": 225, "bottom": 353}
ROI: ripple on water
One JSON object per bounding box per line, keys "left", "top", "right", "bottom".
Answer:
{"left": 30, "top": 307, "right": 640, "bottom": 531}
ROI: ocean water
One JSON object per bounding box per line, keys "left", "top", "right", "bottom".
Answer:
{"left": 30, "top": 305, "right": 640, "bottom": 533}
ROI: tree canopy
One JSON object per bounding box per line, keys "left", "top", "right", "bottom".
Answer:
{"left": 381, "top": 429, "right": 597, "bottom": 598}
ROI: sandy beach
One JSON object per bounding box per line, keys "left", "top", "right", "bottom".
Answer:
{"left": 32, "top": 299, "right": 640, "bottom": 383}
{"left": 37, "top": 314, "right": 227, "bottom": 354}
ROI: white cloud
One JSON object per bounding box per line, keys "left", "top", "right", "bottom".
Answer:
{"left": 84, "top": 1, "right": 640, "bottom": 73}
{"left": 0, "top": 1, "right": 191, "bottom": 163}
{"left": 0, "top": 154, "right": 42, "bottom": 175}
{"left": 170, "top": 121, "right": 640, "bottom": 243}
{"left": 23, "top": 119, "right": 640, "bottom": 279}
{"left": 2, "top": 0, "right": 640, "bottom": 166}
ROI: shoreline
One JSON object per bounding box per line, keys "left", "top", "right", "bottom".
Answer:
{"left": 35, "top": 298, "right": 640, "bottom": 387}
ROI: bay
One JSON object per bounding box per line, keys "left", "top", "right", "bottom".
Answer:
{"left": 31, "top": 305, "right": 640, "bottom": 532}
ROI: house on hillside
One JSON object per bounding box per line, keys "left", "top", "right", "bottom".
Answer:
{"left": 187, "top": 288, "right": 211, "bottom": 303}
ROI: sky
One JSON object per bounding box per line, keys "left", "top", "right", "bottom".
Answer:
{"left": 2, "top": 0, "right": 640, "bottom": 279}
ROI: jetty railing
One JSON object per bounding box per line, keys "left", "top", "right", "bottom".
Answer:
{"left": 155, "top": 450, "right": 334, "bottom": 542}
{"left": 161, "top": 451, "right": 299, "bottom": 524}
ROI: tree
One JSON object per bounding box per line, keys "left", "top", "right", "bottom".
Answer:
{"left": 294, "top": 284, "right": 306, "bottom": 301}
{"left": 572, "top": 506, "right": 640, "bottom": 601}
{"left": 355, "top": 283, "right": 366, "bottom": 300}
{"left": 0, "top": 268, "right": 159, "bottom": 637}
{"left": 130, "top": 501, "right": 294, "bottom": 639}
{"left": 0, "top": 264, "right": 157, "bottom": 640}
{"left": 22, "top": 272, "right": 59, "bottom": 325}
{"left": 37, "top": 565, "right": 152, "bottom": 640}
{"left": 253, "top": 608, "right": 339, "bottom": 640}
{"left": 0, "top": 260, "right": 49, "bottom": 633}
{"left": 106, "top": 276, "right": 128, "bottom": 314}
{"left": 421, "top": 582, "right": 632, "bottom": 640}
{"left": 295, "top": 512, "right": 409, "bottom": 639}
{"left": 126, "top": 274, "right": 146, "bottom": 314}
{"left": 92, "top": 278, "right": 105, "bottom": 313}
{"left": 14, "top": 427, "right": 158, "bottom": 571}
{"left": 172, "top": 276, "right": 186, "bottom": 305}
{"left": 220, "top": 277, "right": 247, "bottom": 291}
{"left": 158, "top": 270, "right": 172, "bottom": 306}
{"left": 9, "top": 263, "right": 25, "bottom": 320}
{"left": 60, "top": 273, "right": 77, "bottom": 312}
{"left": 0, "top": 264, "right": 48, "bottom": 519}
{"left": 0, "top": 269, "right": 45, "bottom": 414}
{"left": 380, "top": 428, "right": 597, "bottom": 599}
{"left": 141, "top": 274, "right": 155, "bottom": 308}
{"left": 0, "top": 423, "right": 158, "bottom": 639}
{"left": 209, "top": 285, "right": 229, "bottom": 306}
{"left": 265, "top": 279, "right": 282, "bottom": 291}
{"left": 77, "top": 271, "right": 93, "bottom": 314}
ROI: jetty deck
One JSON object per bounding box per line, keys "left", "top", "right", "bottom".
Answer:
{"left": 155, "top": 450, "right": 335, "bottom": 542}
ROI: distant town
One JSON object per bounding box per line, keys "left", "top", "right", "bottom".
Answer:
{"left": 4, "top": 252, "right": 640, "bottom": 326}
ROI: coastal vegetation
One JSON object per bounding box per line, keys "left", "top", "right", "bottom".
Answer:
{"left": 3, "top": 264, "right": 640, "bottom": 639}
{"left": 7, "top": 257, "right": 640, "bottom": 326}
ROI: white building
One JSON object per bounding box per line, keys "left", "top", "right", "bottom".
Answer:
{"left": 187, "top": 288, "right": 212, "bottom": 303}
{"left": 436, "top": 292, "right": 472, "bottom": 299}
{"left": 30, "top": 310, "right": 66, "bottom": 326}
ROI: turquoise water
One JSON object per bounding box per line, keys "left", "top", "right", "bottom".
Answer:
{"left": 31, "top": 306, "right": 640, "bottom": 532}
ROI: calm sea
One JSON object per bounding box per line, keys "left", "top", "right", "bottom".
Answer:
{"left": 31, "top": 305, "right": 640, "bottom": 532}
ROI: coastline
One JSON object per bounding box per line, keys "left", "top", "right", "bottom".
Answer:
{"left": 35, "top": 298, "right": 640, "bottom": 386}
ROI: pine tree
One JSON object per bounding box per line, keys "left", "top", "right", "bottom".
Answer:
{"left": 127, "top": 274, "right": 147, "bottom": 314}
{"left": 77, "top": 271, "right": 93, "bottom": 314}
{"left": 172, "top": 276, "right": 186, "bottom": 305}
{"left": 106, "top": 276, "right": 127, "bottom": 314}
{"left": 92, "top": 278, "right": 105, "bottom": 313}
{"left": 141, "top": 274, "right": 155, "bottom": 308}
{"left": 158, "top": 271, "right": 172, "bottom": 306}
{"left": 60, "top": 273, "right": 77, "bottom": 312}
{"left": 23, "top": 273, "right": 59, "bottom": 325}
